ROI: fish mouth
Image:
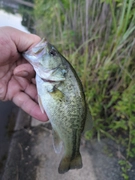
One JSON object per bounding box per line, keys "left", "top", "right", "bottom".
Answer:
{"left": 32, "top": 38, "right": 48, "bottom": 54}
{"left": 23, "top": 38, "right": 48, "bottom": 62}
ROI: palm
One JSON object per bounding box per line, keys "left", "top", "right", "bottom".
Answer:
{"left": 0, "top": 58, "right": 40, "bottom": 118}
{"left": 0, "top": 59, "right": 33, "bottom": 101}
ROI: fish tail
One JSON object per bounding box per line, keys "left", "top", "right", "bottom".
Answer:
{"left": 58, "top": 156, "right": 70, "bottom": 174}
{"left": 70, "top": 152, "right": 82, "bottom": 170}
{"left": 58, "top": 153, "right": 82, "bottom": 174}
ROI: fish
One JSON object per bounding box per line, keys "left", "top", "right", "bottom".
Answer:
{"left": 23, "top": 39, "right": 92, "bottom": 174}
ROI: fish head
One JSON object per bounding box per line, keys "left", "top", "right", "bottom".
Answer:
{"left": 23, "top": 39, "right": 67, "bottom": 81}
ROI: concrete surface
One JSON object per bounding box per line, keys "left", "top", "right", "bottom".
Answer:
{"left": 0, "top": 101, "right": 18, "bottom": 179}
{"left": 2, "top": 109, "right": 135, "bottom": 180}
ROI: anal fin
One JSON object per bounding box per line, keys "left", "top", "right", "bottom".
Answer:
{"left": 52, "top": 129, "right": 62, "bottom": 154}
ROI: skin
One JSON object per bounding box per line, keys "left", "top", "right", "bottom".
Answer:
{"left": 0, "top": 26, "right": 48, "bottom": 121}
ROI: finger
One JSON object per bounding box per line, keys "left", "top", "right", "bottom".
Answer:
{"left": 25, "top": 83, "right": 38, "bottom": 103}
{"left": 1, "top": 26, "right": 41, "bottom": 52}
{"left": 14, "top": 63, "right": 35, "bottom": 80}
{"left": 6, "top": 76, "right": 28, "bottom": 101}
{"left": 13, "top": 91, "right": 48, "bottom": 122}
{"left": 13, "top": 72, "right": 38, "bottom": 102}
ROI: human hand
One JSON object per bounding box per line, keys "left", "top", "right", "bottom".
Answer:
{"left": 0, "top": 26, "right": 48, "bottom": 121}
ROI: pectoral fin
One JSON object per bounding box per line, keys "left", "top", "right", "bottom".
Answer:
{"left": 52, "top": 129, "right": 62, "bottom": 154}
{"left": 49, "top": 87, "right": 64, "bottom": 102}
{"left": 38, "top": 95, "right": 44, "bottom": 114}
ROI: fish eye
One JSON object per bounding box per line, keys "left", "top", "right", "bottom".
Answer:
{"left": 50, "top": 48, "right": 57, "bottom": 56}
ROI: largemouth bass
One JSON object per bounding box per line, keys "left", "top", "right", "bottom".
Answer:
{"left": 23, "top": 39, "right": 92, "bottom": 174}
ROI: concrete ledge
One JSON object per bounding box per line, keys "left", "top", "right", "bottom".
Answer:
{"left": 14, "top": 109, "right": 31, "bottom": 131}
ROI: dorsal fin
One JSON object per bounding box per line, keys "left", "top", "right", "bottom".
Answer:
{"left": 83, "top": 106, "right": 93, "bottom": 133}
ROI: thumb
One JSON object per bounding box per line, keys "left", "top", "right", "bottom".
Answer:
{"left": 1, "top": 26, "right": 41, "bottom": 52}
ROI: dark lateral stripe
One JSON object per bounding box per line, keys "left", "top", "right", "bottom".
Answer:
{"left": 71, "top": 130, "right": 80, "bottom": 160}
{"left": 71, "top": 130, "right": 76, "bottom": 160}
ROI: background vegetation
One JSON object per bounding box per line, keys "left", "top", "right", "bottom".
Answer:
{"left": 19, "top": 0, "right": 35, "bottom": 33}
{"left": 33, "top": 0, "right": 135, "bottom": 177}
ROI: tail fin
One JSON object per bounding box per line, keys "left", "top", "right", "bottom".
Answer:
{"left": 58, "top": 153, "right": 82, "bottom": 174}
{"left": 70, "top": 153, "right": 82, "bottom": 170}
{"left": 58, "top": 156, "right": 70, "bottom": 174}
